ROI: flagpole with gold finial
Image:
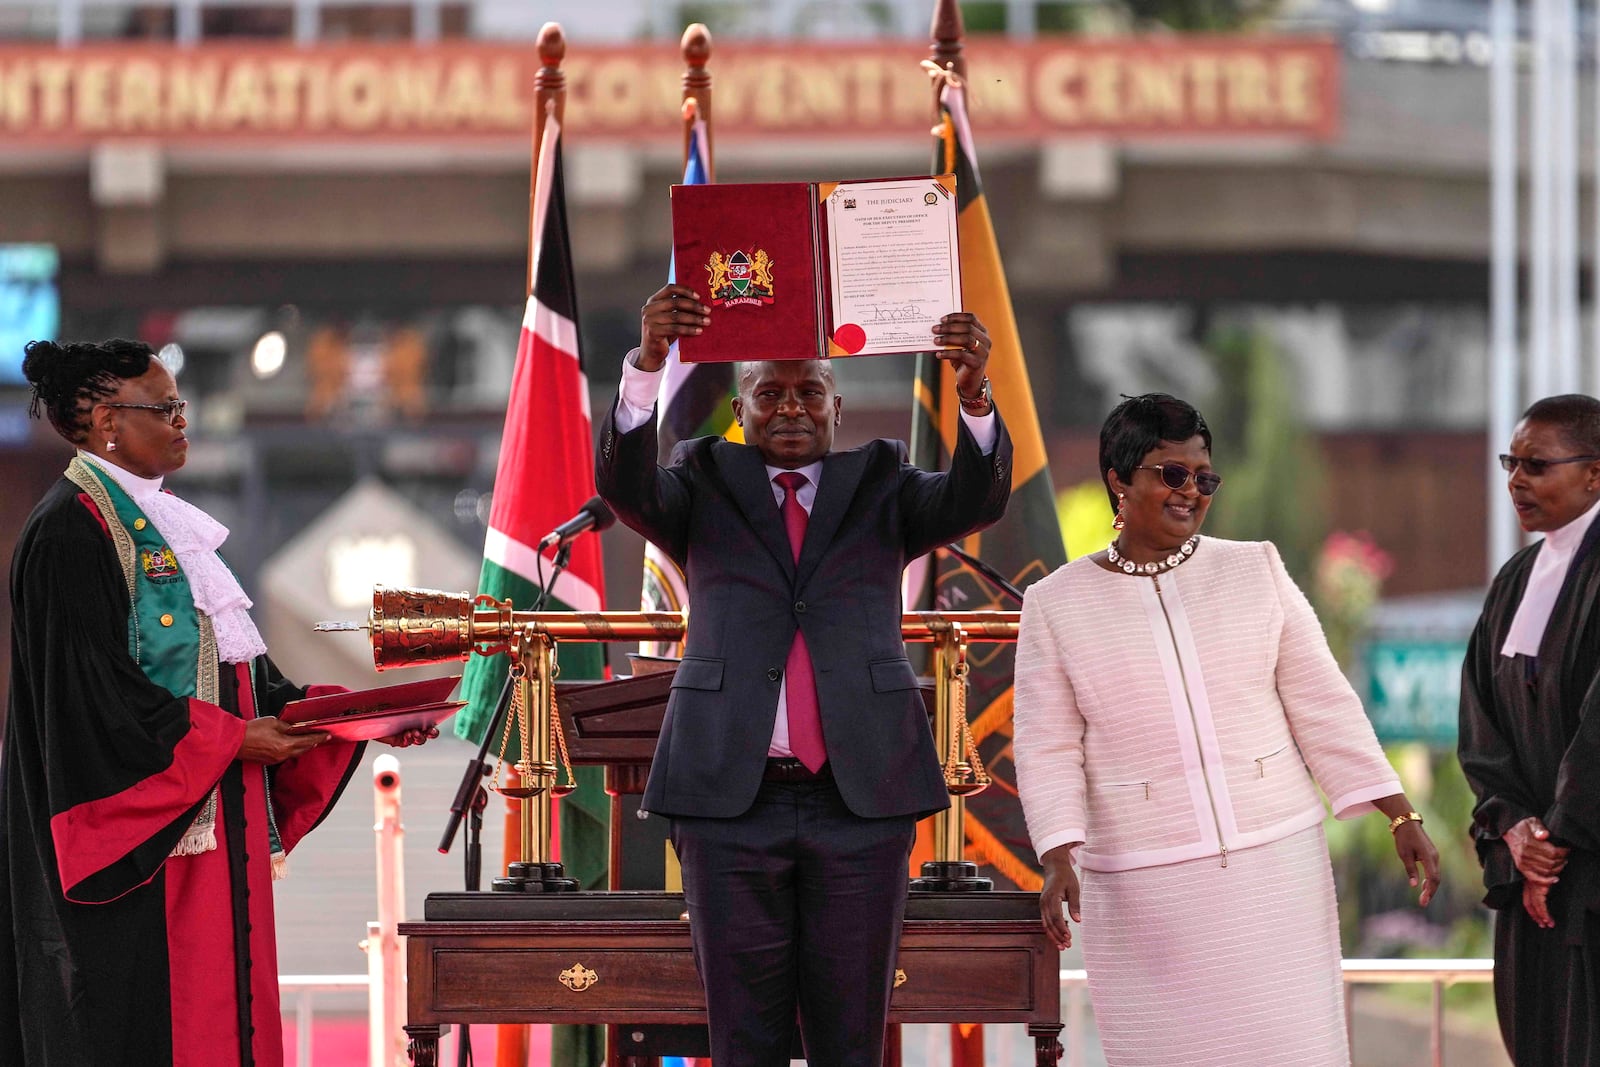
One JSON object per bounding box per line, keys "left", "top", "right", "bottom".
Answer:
{"left": 493, "top": 24, "right": 568, "bottom": 1067}
{"left": 927, "top": 7, "right": 984, "bottom": 1067}
{"left": 681, "top": 22, "right": 714, "bottom": 182}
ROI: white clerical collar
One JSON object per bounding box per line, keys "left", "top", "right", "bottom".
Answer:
{"left": 1501, "top": 495, "right": 1600, "bottom": 658}
{"left": 79, "top": 450, "right": 164, "bottom": 502}
{"left": 1544, "top": 494, "right": 1600, "bottom": 554}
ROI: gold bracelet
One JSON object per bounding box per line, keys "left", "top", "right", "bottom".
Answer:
{"left": 1387, "top": 811, "right": 1423, "bottom": 834}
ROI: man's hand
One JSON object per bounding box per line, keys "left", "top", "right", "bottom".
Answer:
{"left": 932, "top": 312, "right": 992, "bottom": 407}
{"left": 1505, "top": 816, "right": 1569, "bottom": 887}
{"left": 639, "top": 284, "right": 709, "bottom": 372}
{"left": 1037, "top": 844, "right": 1081, "bottom": 951}
{"left": 240, "top": 716, "right": 329, "bottom": 765}
{"left": 377, "top": 726, "right": 439, "bottom": 748}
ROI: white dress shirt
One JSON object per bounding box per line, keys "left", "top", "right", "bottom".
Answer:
{"left": 1501, "top": 495, "right": 1600, "bottom": 658}
{"left": 613, "top": 350, "right": 999, "bottom": 453}
{"left": 615, "top": 351, "right": 999, "bottom": 755}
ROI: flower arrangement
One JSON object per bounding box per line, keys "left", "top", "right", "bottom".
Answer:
{"left": 1313, "top": 530, "right": 1395, "bottom": 671}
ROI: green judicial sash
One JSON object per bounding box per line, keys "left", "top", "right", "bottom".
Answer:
{"left": 67, "top": 456, "right": 222, "bottom": 856}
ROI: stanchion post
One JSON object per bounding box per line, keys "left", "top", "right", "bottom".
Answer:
{"left": 370, "top": 754, "right": 406, "bottom": 1067}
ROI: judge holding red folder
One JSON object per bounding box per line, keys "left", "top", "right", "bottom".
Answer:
{"left": 596, "top": 285, "right": 1013, "bottom": 1066}
{"left": 2, "top": 338, "right": 435, "bottom": 1067}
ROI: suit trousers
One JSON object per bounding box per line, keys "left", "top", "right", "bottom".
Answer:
{"left": 670, "top": 777, "right": 917, "bottom": 1067}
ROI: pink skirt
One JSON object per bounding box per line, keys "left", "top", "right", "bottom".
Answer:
{"left": 1079, "top": 823, "right": 1349, "bottom": 1066}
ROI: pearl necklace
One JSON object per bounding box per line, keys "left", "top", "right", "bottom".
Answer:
{"left": 1106, "top": 535, "right": 1200, "bottom": 576}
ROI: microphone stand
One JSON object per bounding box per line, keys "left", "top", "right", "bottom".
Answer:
{"left": 940, "top": 542, "right": 1025, "bottom": 605}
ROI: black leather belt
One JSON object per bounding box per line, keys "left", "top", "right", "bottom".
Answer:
{"left": 763, "top": 758, "right": 831, "bottom": 783}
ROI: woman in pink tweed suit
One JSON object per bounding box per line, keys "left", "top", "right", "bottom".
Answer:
{"left": 1013, "top": 394, "right": 1440, "bottom": 1066}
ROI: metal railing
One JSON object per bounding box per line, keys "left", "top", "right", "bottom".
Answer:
{"left": 278, "top": 973, "right": 370, "bottom": 1067}
{"left": 1060, "top": 959, "right": 1495, "bottom": 1067}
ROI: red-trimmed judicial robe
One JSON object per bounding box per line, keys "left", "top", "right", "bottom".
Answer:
{"left": 1, "top": 478, "right": 364, "bottom": 1066}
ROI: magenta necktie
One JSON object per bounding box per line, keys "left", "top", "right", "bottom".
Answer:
{"left": 776, "top": 472, "right": 826, "bottom": 772}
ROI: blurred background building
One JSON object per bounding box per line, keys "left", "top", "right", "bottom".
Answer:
{"left": 0, "top": 1, "right": 1584, "bottom": 1060}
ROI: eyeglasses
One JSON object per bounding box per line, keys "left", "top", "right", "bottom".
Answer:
{"left": 103, "top": 400, "right": 187, "bottom": 425}
{"left": 1135, "top": 463, "right": 1223, "bottom": 496}
{"left": 1498, "top": 453, "right": 1600, "bottom": 476}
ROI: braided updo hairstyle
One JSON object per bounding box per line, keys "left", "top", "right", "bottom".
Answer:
{"left": 22, "top": 338, "right": 155, "bottom": 445}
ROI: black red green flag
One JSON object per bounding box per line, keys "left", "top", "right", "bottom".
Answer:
{"left": 910, "top": 73, "right": 1069, "bottom": 891}
{"left": 452, "top": 107, "right": 609, "bottom": 1067}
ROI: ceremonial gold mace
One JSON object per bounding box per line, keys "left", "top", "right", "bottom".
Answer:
{"left": 321, "top": 586, "right": 1019, "bottom": 884}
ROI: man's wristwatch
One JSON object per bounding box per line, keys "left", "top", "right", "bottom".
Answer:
{"left": 958, "top": 376, "right": 992, "bottom": 412}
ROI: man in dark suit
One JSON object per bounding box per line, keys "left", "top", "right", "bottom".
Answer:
{"left": 596, "top": 283, "right": 1012, "bottom": 1067}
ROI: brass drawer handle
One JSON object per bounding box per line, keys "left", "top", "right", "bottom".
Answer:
{"left": 559, "top": 963, "right": 599, "bottom": 991}
{"left": 894, "top": 969, "right": 907, "bottom": 988}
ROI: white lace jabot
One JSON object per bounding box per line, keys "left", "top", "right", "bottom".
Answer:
{"left": 81, "top": 452, "right": 268, "bottom": 665}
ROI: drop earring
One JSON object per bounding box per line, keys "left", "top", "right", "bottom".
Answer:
{"left": 106, "top": 437, "right": 117, "bottom": 452}
{"left": 1112, "top": 493, "right": 1126, "bottom": 531}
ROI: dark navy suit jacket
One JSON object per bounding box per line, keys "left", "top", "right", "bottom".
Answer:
{"left": 596, "top": 397, "right": 1012, "bottom": 821}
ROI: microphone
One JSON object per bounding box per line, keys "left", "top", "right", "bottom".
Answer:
{"left": 940, "top": 542, "right": 1025, "bottom": 605}
{"left": 537, "top": 496, "right": 616, "bottom": 551}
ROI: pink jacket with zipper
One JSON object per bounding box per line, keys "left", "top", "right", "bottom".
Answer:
{"left": 1014, "top": 537, "right": 1400, "bottom": 873}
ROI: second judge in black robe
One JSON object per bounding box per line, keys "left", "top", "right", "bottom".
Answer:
{"left": 1460, "top": 394, "right": 1600, "bottom": 1065}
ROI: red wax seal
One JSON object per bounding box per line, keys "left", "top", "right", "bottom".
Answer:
{"left": 832, "top": 323, "right": 866, "bottom": 355}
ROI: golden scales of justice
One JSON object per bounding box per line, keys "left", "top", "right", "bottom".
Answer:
{"left": 319, "top": 586, "right": 1019, "bottom": 892}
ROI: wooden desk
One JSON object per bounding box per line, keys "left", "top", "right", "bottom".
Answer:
{"left": 402, "top": 891, "right": 1062, "bottom": 1067}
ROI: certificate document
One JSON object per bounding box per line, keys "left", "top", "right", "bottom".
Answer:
{"left": 670, "top": 174, "right": 962, "bottom": 362}
{"left": 823, "top": 178, "right": 961, "bottom": 357}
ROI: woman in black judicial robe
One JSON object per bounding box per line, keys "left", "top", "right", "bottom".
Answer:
{"left": 1, "top": 339, "right": 433, "bottom": 1067}
{"left": 1461, "top": 394, "right": 1600, "bottom": 1065}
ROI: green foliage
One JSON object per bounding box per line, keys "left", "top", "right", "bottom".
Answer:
{"left": 1119, "top": 0, "right": 1282, "bottom": 30}
{"left": 860, "top": 1, "right": 898, "bottom": 31}
{"left": 1312, "top": 531, "right": 1394, "bottom": 672}
{"left": 960, "top": 2, "right": 1009, "bottom": 32}
{"left": 1036, "top": 2, "right": 1094, "bottom": 31}
{"left": 674, "top": 3, "right": 755, "bottom": 35}
{"left": 1199, "top": 324, "right": 1326, "bottom": 581}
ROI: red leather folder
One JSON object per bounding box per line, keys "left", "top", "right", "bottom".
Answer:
{"left": 671, "top": 175, "right": 959, "bottom": 363}
{"left": 281, "top": 675, "right": 462, "bottom": 741}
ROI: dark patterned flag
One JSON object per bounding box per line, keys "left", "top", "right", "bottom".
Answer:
{"left": 909, "top": 74, "right": 1069, "bottom": 891}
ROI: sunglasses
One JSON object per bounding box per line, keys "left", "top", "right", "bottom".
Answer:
{"left": 1498, "top": 453, "right": 1600, "bottom": 477}
{"left": 104, "top": 400, "right": 187, "bottom": 426}
{"left": 1135, "top": 463, "right": 1223, "bottom": 496}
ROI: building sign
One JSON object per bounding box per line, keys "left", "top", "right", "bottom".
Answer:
{"left": 1364, "top": 639, "right": 1467, "bottom": 745}
{"left": 0, "top": 244, "right": 58, "bottom": 385}
{"left": 0, "top": 37, "right": 1339, "bottom": 145}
